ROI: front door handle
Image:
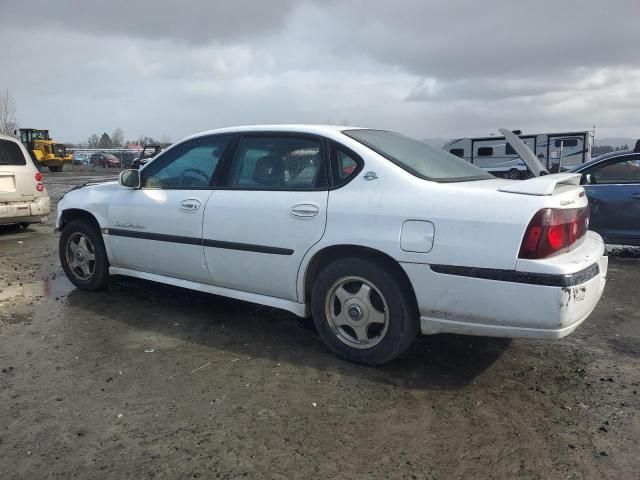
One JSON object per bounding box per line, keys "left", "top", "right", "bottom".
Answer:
{"left": 179, "top": 198, "right": 201, "bottom": 212}
{"left": 290, "top": 203, "right": 320, "bottom": 217}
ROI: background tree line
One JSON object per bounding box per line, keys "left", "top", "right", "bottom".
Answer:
{"left": 592, "top": 144, "right": 631, "bottom": 155}
{"left": 86, "top": 130, "right": 169, "bottom": 149}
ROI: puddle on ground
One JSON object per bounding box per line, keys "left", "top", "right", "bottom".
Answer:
{"left": 0, "top": 275, "right": 75, "bottom": 304}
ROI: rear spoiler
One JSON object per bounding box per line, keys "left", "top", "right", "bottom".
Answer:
{"left": 498, "top": 173, "right": 582, "bottom": 196}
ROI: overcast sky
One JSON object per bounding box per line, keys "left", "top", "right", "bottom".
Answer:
{"left": 1, "top": 0, "right": 639, "bottom": 143}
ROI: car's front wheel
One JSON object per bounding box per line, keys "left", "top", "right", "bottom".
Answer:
{"left": 59, "top": 219, "right": 110, "bottom": 290}
{"left": 311, "top": 257, "right": 419, "bottom": 365}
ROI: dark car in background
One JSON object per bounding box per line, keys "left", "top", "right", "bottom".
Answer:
{"left": 571, "top": 147, "right": 640, "bottom": 246}
{"left": 89, "top": 152, "right": 120, "bottom": 168}
{"left": 71, "top": 152, "right": 89, "bottom": 165}
{"left": 131, "top": 144, "right": 162, "bottom": 169}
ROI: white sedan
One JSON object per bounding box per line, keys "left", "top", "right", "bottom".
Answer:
{"left": 56, "top": 125, "right": 607, "bottom": 365}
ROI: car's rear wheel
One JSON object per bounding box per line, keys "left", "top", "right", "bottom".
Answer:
{"left": 59, "top": 219, "right": 110, "bottom": 290}
{"left": 311, "top": 257, "right": 419, "bottom": 365}
{"left": 506, "top": 168, "right": 520, "bottom": 179}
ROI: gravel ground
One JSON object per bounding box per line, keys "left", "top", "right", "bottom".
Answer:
{"left": 0, "top": 168, "right": 639, "bottom": 480}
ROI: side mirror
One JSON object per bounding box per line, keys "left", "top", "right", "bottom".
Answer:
{"left": 119, "top": 169, "right": 141, "bottom": 188}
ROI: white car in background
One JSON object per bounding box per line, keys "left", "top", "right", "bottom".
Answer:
{"left": 0, "top": 134, "right": 51, "bottom": 226}
{"left": 56, "top": 125, "right": 607, "bottom": 365}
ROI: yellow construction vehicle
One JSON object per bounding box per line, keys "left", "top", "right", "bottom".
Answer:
{"left": 17, "top": 128, "right": 72, "bottom": 172}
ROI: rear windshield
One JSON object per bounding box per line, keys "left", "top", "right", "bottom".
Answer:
{"left": 343, "top": 129, "right": 492, "bottom": 182}
{"left": 0, "top": 139, "right": 26, "bottom": 166}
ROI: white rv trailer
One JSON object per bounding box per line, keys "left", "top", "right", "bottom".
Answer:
{"left": 442, "top": 131, "right": 593, "bottom": 178}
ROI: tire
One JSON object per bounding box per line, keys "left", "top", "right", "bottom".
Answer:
{"left": 59, "top": 219, "right": 110, "bottom": 290}
{"left": 89, "top": 161, "right": 95, "bottom": 167}
{"left": 311, "top": 257, "right": 419, "bottom": 365}
{"left": 49, "top": 165, "right": 63, "bottom": 172}
{"left": 506, "top": 168, "right": 520, "bottom": 180}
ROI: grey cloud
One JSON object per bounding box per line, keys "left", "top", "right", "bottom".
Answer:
{"left": 323, "top": 0, "right": 640, "bottom": 79}
{"left": 0, "top": 0, "right": 312, "bottom": 44}
{"left": 1, "top": 0, "right": 639, "bottom": 143}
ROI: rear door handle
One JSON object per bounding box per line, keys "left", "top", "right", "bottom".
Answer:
{"left": 179, "top": 198, "right": 201, "bottom": 212}
{"left": 290, "top": 203, "right": 320, "bottom": 217}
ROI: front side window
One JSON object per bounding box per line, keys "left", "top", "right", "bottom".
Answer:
{"left": 227, "top": 136, "right": 325, "bottom": 189}
{"left": 449, "top": 148, "right": 464, "bottom": 158}
{"left": 344, "top": 129, "right": 492, "bottom": 182}
{"left": 589, "top": 157, "right": 640, "bottom": 184}
{"left": 477, "top": 146, "right": 494, "bottom": 156}
{"left": 142, "top": 135, "right": 231, "bottom": 188}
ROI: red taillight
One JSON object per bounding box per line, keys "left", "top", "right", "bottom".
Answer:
{"left": 519, "top": 207, "right": 589, "bottom": 259}
{"left": 36, "top": 183, "right": 44, "bottom": 192}
{"left": 35, "top": 172, "right": 43, "bottom": 182}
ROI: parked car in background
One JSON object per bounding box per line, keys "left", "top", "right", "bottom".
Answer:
{"left": 570, "top": 146, "right": 640, "bottom": 246}
{"left": 72, "top": 152, "right": 89, "bottom": 166}
{"left": 56, "top": 125, "right": 607, "bottom": 365}
{"left": 89, "top": 152, "right": 120, "bottom": 168}
{"left": 0, "top": 134, "right": 51, "bottom": 226}
{"left": 131, "top": 145, "right": 162, "bottom": 169}
{"left": 117, "top": 151, "right": 136, "bottom": 169}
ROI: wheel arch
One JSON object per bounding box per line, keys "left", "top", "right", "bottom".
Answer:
{"left": 300, "top": 244, "right": 418, "bottom": 308}
{"left": 58, "top": 208, "right": 102, "bottom": 231}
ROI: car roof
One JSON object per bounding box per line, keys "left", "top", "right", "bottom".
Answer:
{"left": 0, "top": 134, "right": 22, "bottom": 144}
{"left": 182, "top": 124, "right": 364, "bottom": 142}
{"left": 571, "top": 150, "right": 639, "bottom": 172}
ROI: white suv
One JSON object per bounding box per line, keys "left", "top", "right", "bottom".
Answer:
{"left": 0, "top": 134, "right": 51, "bottom": 226}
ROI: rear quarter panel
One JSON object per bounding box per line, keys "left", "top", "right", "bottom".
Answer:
{"left": 296, "top": 147, "right": 570, "bottom": 300}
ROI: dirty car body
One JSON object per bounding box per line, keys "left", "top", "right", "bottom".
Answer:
{"left": 56, "top": 125, "right": 607, "bottom": 364}
{"left": 0, "top": 134, "right": 51, "bottom": 225}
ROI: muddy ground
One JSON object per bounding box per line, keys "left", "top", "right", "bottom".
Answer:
{"left": 0, "top": 168, "right": 639, "bottom": 480}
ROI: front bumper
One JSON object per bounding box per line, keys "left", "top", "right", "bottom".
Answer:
{"left": 402, "top": 246, "right": 608, "bottom": 340}
{"left": 0, "top": 196, "right": 51, "bottom": 225}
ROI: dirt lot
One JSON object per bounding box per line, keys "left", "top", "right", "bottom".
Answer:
{"left": 1, "top": 168, "right": 639, "bottom": 479}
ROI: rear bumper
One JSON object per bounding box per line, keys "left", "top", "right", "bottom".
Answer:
{"left": 0, "top": 196, "right": 51, "bottom": 224}
{"left": 402, "top": 243, "right": 607, "bottom": 340}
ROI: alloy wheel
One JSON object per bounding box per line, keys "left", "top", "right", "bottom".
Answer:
{"left": 324, "top": 276, "right": 389, "bottom": 349}
{"left": 66, "top": 232, "right": 96, "bottom": 280}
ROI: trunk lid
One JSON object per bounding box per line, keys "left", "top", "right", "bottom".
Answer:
{"left": 499, "top": 128, "right": 549, "bottom": 176}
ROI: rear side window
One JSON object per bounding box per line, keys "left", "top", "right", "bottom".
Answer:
{"left": 0, "top": 139, "right": 26, "bottom": 166}
{"left": 331, "top": 143, "right": 362, "bottom": 186}
{"left": 505, "top": 143, "right": 517, "bottom": 155}
{"left": 344, "top": 129, "right": 491, "bottom": 182}
{"left": 227, "top": 136, "right": 326, "bottom": 190}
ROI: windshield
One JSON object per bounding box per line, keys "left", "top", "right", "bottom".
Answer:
{"left": 344, "top": 129, "right": 492, "bottom": 182}
{"left": 32, "top": 130, "right": 50, "bottom": 140}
